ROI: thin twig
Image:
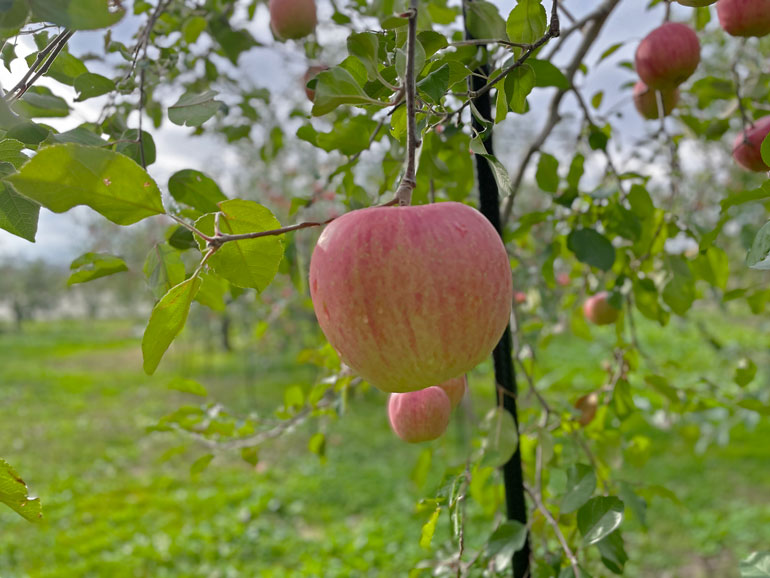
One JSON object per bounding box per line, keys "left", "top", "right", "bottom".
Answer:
{"left": 6, "top": 30, "right": 74, "bottom": 102}
{"left": 395, "top": 0, "right": 419, "bottom": 206}
{"left": 524, "top": 483, "right": 581, "bottom": 578}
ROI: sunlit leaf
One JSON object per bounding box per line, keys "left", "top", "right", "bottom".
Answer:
{"left": 68, "top": 252, "right": 128, "bottom": 285}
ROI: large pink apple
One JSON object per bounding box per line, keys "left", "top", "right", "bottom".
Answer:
{"left": 733, "top": 116, "right": 770, "bottom": 172}
{"left": 632, "top": 81, "right": 679, "bottom": 120}
{"left": 717, "top": 0, "right": 770, "bottom": 37}
{"left": 388, "top": 386, "right": 452, "bottom": 443}
{"left": 309, "top": 202, "right": 513, "bottom": 393}
{"left": 635, "top": 22, "right": 701, "bottom": 89}
{"left": 583, "top": 292, "right": 620, "bottom": 326}
{"left": 438, "top": 375, "right": 468, "bottom": 409}
{"left": 269, "top": 0, "right": 317, "bottom": 40}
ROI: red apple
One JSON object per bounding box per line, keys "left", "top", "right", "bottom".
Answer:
{"left": 556, "top": 272, "right": 570, "bottom": 287}
{"left": 303, "top": 65, "right": 328, "bottom": 101}
{"left": 514, "top": 291, "right": 527, "bottom": 304}
{"left": 635, "top": 22, "right": 701, "bottom": 89}
{"left": 269, "top": 0, "right": 316, "bottom": 41}
{"left": 632, "top": 81, "right": 680, "bottom": 120}
{"left": 583, "top": 292, "right": 620, "bottom": 326}
{"left": 677, "top": 0, "right": 717, "bottom": 5}
{"left": 309, "top": 202, "right": 513, "bottom": 393}
{"left": 388, "top": 386, "right": 452, "bottom": 443}
{"left": 732, "top": 116, "right": 770, "bottom": 172}
{"left": 717, "top": 0, "right": 770, "bottom": 37}
{"left": 439, "top": 375, "right": 467, "bottom": 409}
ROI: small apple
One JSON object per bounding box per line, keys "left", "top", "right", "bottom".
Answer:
{"left": 632, "top": 81, "right": 679, "bottom": 120}
{"left": 717, "top": 0, "right": 770, "bottom": 37}
{"left": 583, "top": 292, "right": 620, "bottom": 326}
{"left": 556, "top": 272, "right": 570, "bottom": 287}
{"left": 309, "top": 202, "right": 513, "bottom": 393}
{"left": 514, "top": 291, "right": 527, "bottom": 304}
{"left": 303, "top": 65, "right": 328, "bottom": 101}
{"left": 677, "top": 0, "right": 717, "bottom": 5}
{"left": 438, "top": 375, "right": 467, "bottom": 409}
{"left": 635, "top": 22, "right": 701, "bottom": 89}
{"left": 575, "top": 392, "right": 599, "bottom": 426}
{"left": 388, "top": 386, "right": 452, "bottom": 443}
{"left": 732, "top": 116, "right": 770, "bottom": 172}
{"left": 269, "top": 0, "right": 317, "bottom": 41}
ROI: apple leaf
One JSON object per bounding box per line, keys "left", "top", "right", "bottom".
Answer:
{"left": 0, "top": 458, "right": 42, "bottom": 522}
{"left": 741, "top": 552, "right": 770, "bottom": 577}
{"left": 567, "top": 228, "right": 616, "bottom": 271}
{"left": 169, "top": 90, "right": 223, "bottom": 127}
{"left": 5, "top": 144, "right": 164, "bottom": 225}
{"left": 561, "top": 464, "right": 596, "bottom": 514}
{"left": 311, "top": 67, "right": 385, "bottom": 116}
{"left": 143, "top": 243, "right": 186, "bottom": 299}
{"left": 0, "top": 182, "right": 39, "bottom": 242}
{"left": 506, "top": 0, "right": 547, "bottom": 46}
{"left": 485, "top": 520, "right": 528, "bottom": 570}
{"left": 68, "top": 252, "right": 128, "bottom": 285}
{"left": 577, "top": 496, "right": 624, "bottom": 545}
{"left": 746, "top": 220, "right": 770, "bottom": 270}
{"left": 168, "top": 169, "right": 228, "bottom": 214}
{"left": 142, "top": 276, "right": 202, "bottom": 375}
{"left": 761, "top": 132, "right": 770, "bottom": 169}
{"left": 28, "top": 0, "right": 124, "bottom": 30}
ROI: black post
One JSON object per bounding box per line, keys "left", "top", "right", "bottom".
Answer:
{"left": 466, "top": 28, "right": 531, "bottom": 578}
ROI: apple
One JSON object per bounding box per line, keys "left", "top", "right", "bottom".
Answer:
{"left": 583, "top": 292, "right": 620, "bottom": 326}
{"left": 514, "top": 291, "right": 527, "bottom": 304}
{"left": 439, "top": 375, "right": 467, "bottom": 409}
{"left": 309, "top": 202, "right": 513, "bottom": 393}
{"left": 732, "top": 116, "right": 770, "bottom": 172}
{"left": 556, "top": 272, "right": 570, "bottom": 287}
{"left": 632, "top": 81, "right": 679, "bottom": 120}
{"left": 635, "top": 22, "right": 701, "bottom": 89}
{"left": 575, "top": 392, "right": 599, "bottom": 426}
{"left": 717, "top": 0, "right": 770, "bottom": 37}
{"left": 677, "top": 0, "right": 717, "bottom": 5}
{"left": 303, "top": 65, "right": 328, "bottom": 101}
{"left": 269, "top": 0, "right": 316, "bottom": 40}
{"left": 388, "top": 386, "right": 452, "bottom": 443}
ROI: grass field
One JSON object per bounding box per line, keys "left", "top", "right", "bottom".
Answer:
{"left": 0, "top": 311, "right": 768, "bottom": 577}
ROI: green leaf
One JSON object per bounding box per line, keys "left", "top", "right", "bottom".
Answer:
{"left": 68, "top": 252, "right": 128, "bottom": 285}
{"left": 50, "top": 126, "right": 107, "bottom": 147}
{"left": 747, "top": 221, "right": 770, "bottom": 270}
{"left": 598, "top": 42, "right": 624, "bottom": 63}
{"left": 74, "top": 73, "right": 115, "bottom": 101}
{"left": 142, "top": 276, "right": 202, "bottom": 375}
{"left": 195, "top": 200, "right": 284, "bottom": 291}
{"left": 195, "top": 271, "right": 228, "bottom": 312}
{"left": 561, "top": 464, "right": 596, "bottom": 514}
{"left": 115, "top": 129, "right": 156, "bottom": 166}
{"left": 143, "top": 243, "right": 186, "bottom": 299}
{"left": 618, "top": 481, "right": 647, "bottom": 528}
{"left": 470, "top": 137, "right": 513, "bottom": 199}
{"left": 28, "top": 0, "right": 125, "bottom": 30}
{"left": 5, "top": 144, "right": 164, "bottom": 225}
{"left": 13, "top": 87, "right": 69, "bottom": 118}
{"left": 506, "top": 0, "right": 547, "bottom": 46}
{"left": 347, "top": 31, "right": 380, "bottom": 80}
{"left": 410, "top": 448, "right": 432, "bottom": 489}
{"left": 597, "top": 530, "right": 627, "bottom": 574}
{"left": 417, "top": 64, "right": 450, "bottom": 104}
{"left": 420, "top": 507, "right": 441, "bottom": 550}
{"left": 311, "top": 67, "right": 383, "bottom": 116}
{"left": 734, "top": 358, "right": 757, "bottom": 387}
{"left": 466, "top": 1, "right": 507, "bottom": 39}
{"left": 762, "top": 133, "right": 770, "bottom": 169}
{"left": 0, "top": 138, "right": 29, "bottom": 168}
{"left": 183, "top": 16, "right": 207, "bottom": 44}
{"left": 737, "top": 399, "right": 770, "bottom": 416}
{"left": 504, "top": 64, "right": 535, "bottom": 114}
{"left": 720, "top": 182, "right": 770, "bottom": 213}
{"left": 662, "top": 257, "right": 695, "bottom": 316}
{"left": 567, "top": 229, "right": 616, "bottom": 271}
{"left": 486, "top": 520, "right": 528, "bottom": 570}
{"left": 167, "top": 376, "right": 208, "bottom": 397}
{"left": 480, "top": 407, "right": 519, "bottom": 468}
{"left": 529, "top": 59, "right": 569, "bottom": 89}
{"left": 645, "top": 374, "right": 679, "bottom": 403}
{"left": 577, "top": 496, "right": 624, "bottom": 545}
{"left": 190, "top": 454, "right": 214, "bottom": 476}
{"left": 168, "top": 169, "right": 227, "bottom": 214}
{"left": 692, "top": 246, "right": 728, "bottom": 289}
{"left": 167, "top": 225, "right": 198, "bottom": 250}
{"left": 168, "top": 90, "right": 222, "bottom": 127}
{"left": 0, "top": 458, "right": 41, "bottom": 522}
{"left": 0, "top": 183, "right": 39, "bottom": 242}
{"left": 0, "top": 0, "right": 28, "bottom": 31}
{"left": 628, "top": 184, "right": 655, "bottom": 218}
{"left": 208, "top": 17, "right": 259, "bottom": 65}
{"left": 742, "top": 552, "right": 770, "bottom": 577}
{"left": 536, "top": 152, "right": 559, "bottom": 193}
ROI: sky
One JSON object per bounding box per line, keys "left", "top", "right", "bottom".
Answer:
{"left": 0, "top": 0, "right": 698, "bottom": 263}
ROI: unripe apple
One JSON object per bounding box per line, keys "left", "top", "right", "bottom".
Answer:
{"left": 439, "top": 375, "right": 467, "bottom": 409}
{"left": 717, "top": 0, "right": 770, "bottom": 37}
{"left": 677, "top": 0, "right": 717, "bottom": 5}
{"left": 575, "top": 392, "right": 599, "bottom": 426}
{"left": 583, "top": 292, "right": 620, "bottom": 326}
{"left": 632, "top": 81, "right": 679, "bottom": 120}
{"left": 269, "top": 0, "right": 316, "bottom": 40}
{"left": 732, "top": 116, "right": 770, "bottom": 172}
{"left": 635, "top": 22, "right": 700, "bottom": 89}
{"left": 309, "top": 202, "right": 513, "bottom": 393}
{"left": 303, "top": 65, "right": 328, "bottom": 101}
{"left": 388, "top": 386, "right": 452, "bottom": 443}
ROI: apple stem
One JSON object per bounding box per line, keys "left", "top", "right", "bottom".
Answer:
{"left": 395, "top": 0, "right": 419, "bottom": 206}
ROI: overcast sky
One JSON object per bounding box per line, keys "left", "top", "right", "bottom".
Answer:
{"left": 0, "top": 0, "right": 698, "bottom": 263}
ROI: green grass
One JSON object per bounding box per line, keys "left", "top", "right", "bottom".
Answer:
{"left": 0, "top": 312, "right": 768, "bottom": 577}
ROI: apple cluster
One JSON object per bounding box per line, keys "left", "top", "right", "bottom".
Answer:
{"left": 641, "top": 1, "right": 770, "bottom": 172}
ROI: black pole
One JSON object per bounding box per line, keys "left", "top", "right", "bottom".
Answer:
{"left": 466, "top": 22, "right": 530, "bottom": 578}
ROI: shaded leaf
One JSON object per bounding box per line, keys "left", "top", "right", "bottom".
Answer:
{"left": 68, "top": 252, "right": 128, "bottom": 285}
{"left": 486, "top": 520, "right": 528, "bottom": 570}
{"left": 169, "top": 90, "right": 222, "bottom": 127}
{"left": 577, "top": 496, "right": 624, "bottom": 545}
{"left": 0, "top": 182, "right": 38, "bottom": 242}
{"left": 741, "top": 552, "right": 770, "bottom": 577}
{"left": 168, "top": 169, "right": 227, "bottom": 214}
{"left": 28, "top": 0, "right": 124, "bottom": 30}
{"left": 143, "top": 243, "right": 186, "bottom": 299}
{"left": 561, "top": 464, "right": 596, "bottom": 514}
{"left": 567, "top": 229, "right": 616, "bottom": 271}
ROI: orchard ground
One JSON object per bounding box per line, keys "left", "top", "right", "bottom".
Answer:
{"left": 1, "top": 308, "right": 768, "bottom": 577}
